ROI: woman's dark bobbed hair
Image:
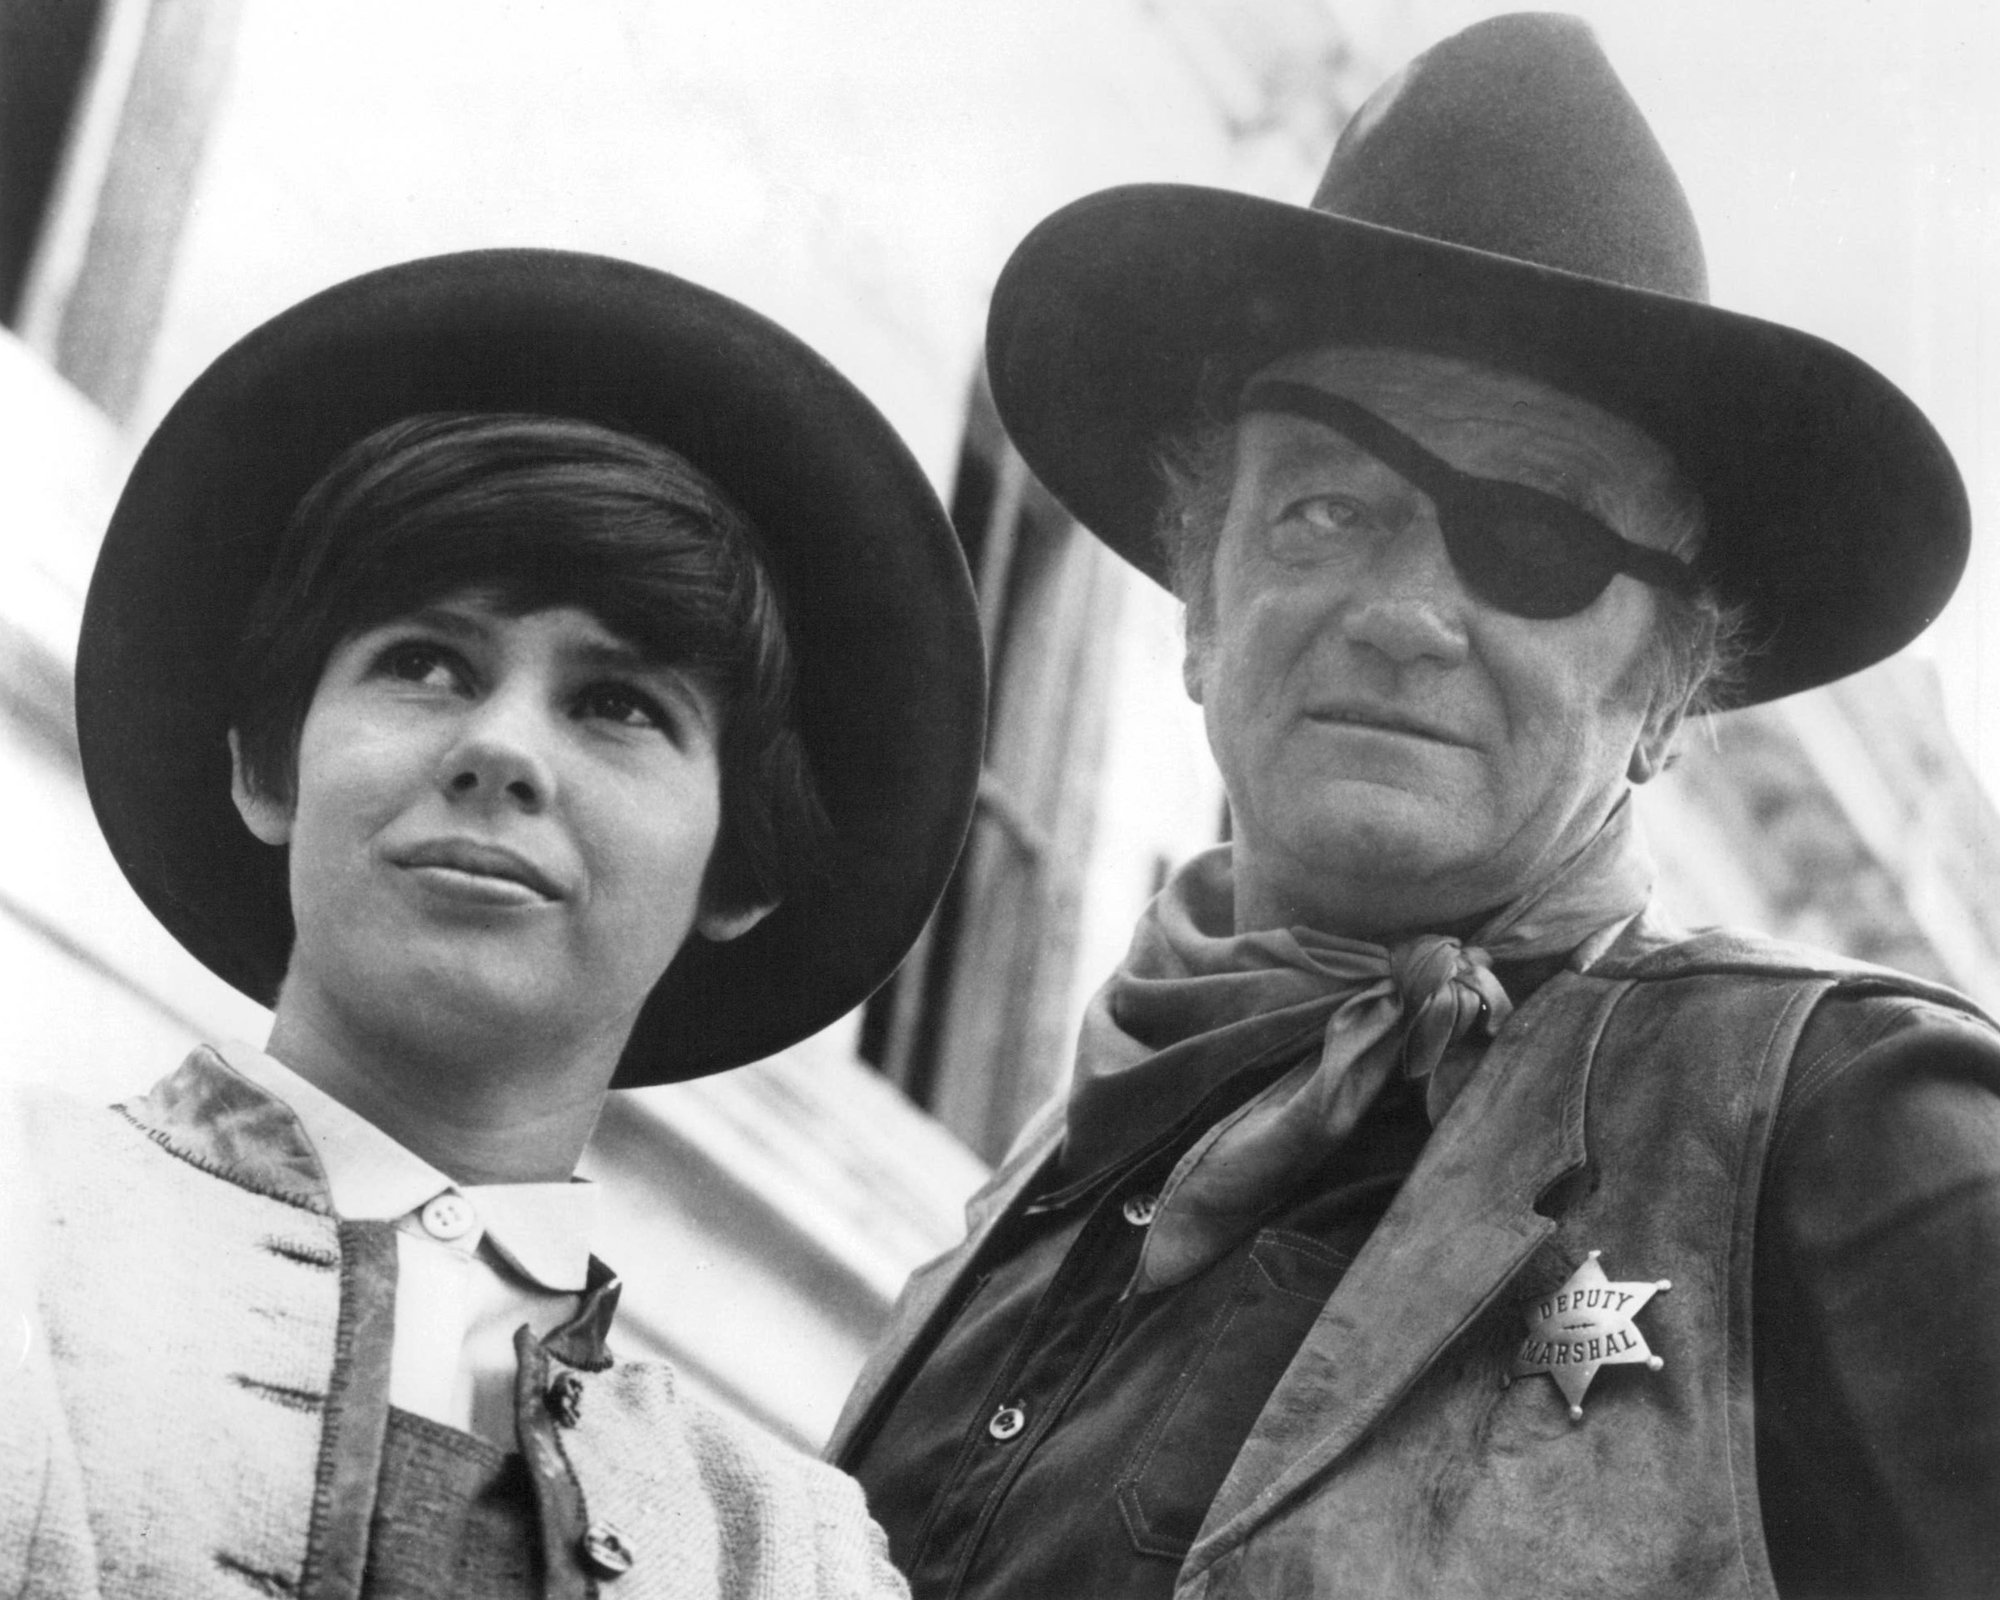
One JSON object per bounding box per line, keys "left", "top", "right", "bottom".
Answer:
{"left": 77, "top": 249, "right": 985, "bottom": 1085}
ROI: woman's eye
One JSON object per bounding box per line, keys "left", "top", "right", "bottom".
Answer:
{"left": 575, "top": 683, "right": 672, "bottom": 732}
{"left": 374, "top": 641, "right": 468, "bottom": 691}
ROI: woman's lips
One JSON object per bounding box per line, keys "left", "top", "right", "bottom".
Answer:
{"left": 395, "top": 839, "right": 564, "bottom": 903}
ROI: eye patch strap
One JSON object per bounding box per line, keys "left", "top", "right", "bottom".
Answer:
{"left": 1237, "top": 379, "right": 1701, "bottom": 600}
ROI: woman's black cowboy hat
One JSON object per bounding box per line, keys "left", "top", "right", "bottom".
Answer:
{"left": 76, "top": 248, "right": 985, "bottom": 1086}
{"left": 985, "top": 12, "right": 1969, "bottom": 706}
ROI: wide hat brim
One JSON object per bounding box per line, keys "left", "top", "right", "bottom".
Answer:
{"left": 986, "top": 183, "right": 1969, "bottom": 706}
{"left": 77, "top": 248, "right": 984, "bottom": 1086}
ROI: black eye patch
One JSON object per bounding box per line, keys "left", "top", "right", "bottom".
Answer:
{"left": 1238, "top": 379, "right": 1702, "bottom": 620}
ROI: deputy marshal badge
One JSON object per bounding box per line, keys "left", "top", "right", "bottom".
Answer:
{"left": 1504, "top": 1250, "right": 1671, "bottom": 1421}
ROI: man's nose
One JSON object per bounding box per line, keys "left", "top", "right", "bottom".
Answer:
{"left": 1337, "top": 516, "right": 1470, "bottom": 669}
{"left": 438, "top": 689, "right": 556, "bottom": 812}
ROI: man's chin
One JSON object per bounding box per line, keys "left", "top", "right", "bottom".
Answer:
{"left": 1248, "top": 805, "right": 1499, "bottom": 929}
{"left": 1293, "top": 792, "right": 1476, "bottom": 876}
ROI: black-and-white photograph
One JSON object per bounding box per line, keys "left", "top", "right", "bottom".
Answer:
{"left": 3, "top": 3, "right": 1996, "bottom": 1596}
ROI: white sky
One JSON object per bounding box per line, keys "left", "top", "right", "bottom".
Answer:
{"left": 1413, "top": 0, "right": 2000, "bottom": 794}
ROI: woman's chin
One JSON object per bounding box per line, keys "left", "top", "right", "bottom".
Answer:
{"left": 285, "top": 927, "right": 662, "bottom": 1076}
{"left": 346, "top": 961, "right": 585, "bottom": 1058}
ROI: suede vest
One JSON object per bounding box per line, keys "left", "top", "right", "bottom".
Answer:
{"left": 830, "top": 921, "right": 1989, "bottom": 1600}
{"left": 1185, "top": 928, "right": 1986, "bottom": 1600}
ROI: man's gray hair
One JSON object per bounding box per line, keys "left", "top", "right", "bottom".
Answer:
{"left": 1156, "top": 419, "right": 1752, "bottom": 743}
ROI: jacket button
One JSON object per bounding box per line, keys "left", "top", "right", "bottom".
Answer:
{"left": 545, "top": 1369, "right": 585, "bottom": 1428}
{"left": 579, "top": 1521, "right": 634, "bottom": 1578}
{"left": 987, "top": 1403, "right": 1027, "bottom": 1441}
{"left": 1121, "top": 1193, "right": 1159, "bottom": 1226}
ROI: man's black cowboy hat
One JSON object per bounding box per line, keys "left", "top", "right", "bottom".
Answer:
{"left": 76, "top": 248, "right": 985, "bottom": 1086}
{"left": 985, "top": 12, "right": 1969, "bottom": 706}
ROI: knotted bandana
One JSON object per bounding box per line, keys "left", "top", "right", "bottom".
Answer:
{"left": 1061, "top": 799, "right": 1655, "bottom": 1293}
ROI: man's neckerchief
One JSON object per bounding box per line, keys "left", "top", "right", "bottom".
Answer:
{"left": 1060, "top": 797, "right": 1654, "bottom": 1293}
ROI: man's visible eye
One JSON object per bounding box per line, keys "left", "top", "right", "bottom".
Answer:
{"left": 372, "top": 640, "right": 470, "bottom": 692}
{"left": 1268, "top": 495, "right": 1375, "bottom": 561}
{"left": 574, "top": 681, "right": 675, "bottom": 734}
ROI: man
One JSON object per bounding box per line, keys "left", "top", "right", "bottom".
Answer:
{"left": 831, "top": 15, "right": 2000, "bottom": 1600}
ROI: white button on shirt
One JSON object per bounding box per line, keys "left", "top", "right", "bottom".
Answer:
{"left": 216, "top": 1041, "right": 598, "bottom": 1450}
{"left": 419, "top": 1192, "right": 477, "bottom": 1242}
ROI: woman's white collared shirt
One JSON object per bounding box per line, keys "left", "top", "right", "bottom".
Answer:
{"left": 216, "top": 1039, "right": 596, "bottom": 1448}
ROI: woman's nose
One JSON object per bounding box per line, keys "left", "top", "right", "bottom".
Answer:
{"left": 438, "top": 691, "right": 556, "bottom": 812}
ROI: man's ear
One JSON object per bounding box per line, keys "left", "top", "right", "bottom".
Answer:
{"left": 1182, "top": 636, "right": 1208, "bottom": 706}
{"left": 229, "top": 730, "right": 295, "bottom": 846}
{"left": 1627, "top": 697, "right": 1688, "bottom": 786}
{"left": 695, "top": 898, "right": 777, "bottom": 944}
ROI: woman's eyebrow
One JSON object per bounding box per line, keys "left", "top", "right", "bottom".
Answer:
{"left": 570, "top": 638, "right": 668, "bottom": 673}
{"left": 395, "top": 605, "right": 490, "bottom": 642}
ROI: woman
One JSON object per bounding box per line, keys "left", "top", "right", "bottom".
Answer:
{"left": 2, "top": 249, "right": 982, "bottom": 1599}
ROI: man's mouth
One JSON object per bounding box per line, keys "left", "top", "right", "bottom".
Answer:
{"left": 396, "top": 839, "right": 564, "bottom": 901}
{"left": 1305, "top": 703, "right": 1469, "bottom": 746}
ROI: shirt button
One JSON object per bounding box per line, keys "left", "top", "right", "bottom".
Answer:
{"left": 579, "top": 1521, "right": 635, "bottom": 1578}
{"left": 1121, "top": 1193, "right": 1159, "bottom": 1227}
{"left": 988, "top": 1403, "right": 1027, "bottom": 1441}
{"left": 419, "top": 1192, "right": 476, "bottom": 1242}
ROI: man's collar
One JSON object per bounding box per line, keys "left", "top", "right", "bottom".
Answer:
{"left": 210, "top": 1041, "right": 595, "bottom": 1292}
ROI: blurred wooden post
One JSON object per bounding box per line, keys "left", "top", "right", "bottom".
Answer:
{"left": 16, "top": 0, "right": 243, "bottom": 421}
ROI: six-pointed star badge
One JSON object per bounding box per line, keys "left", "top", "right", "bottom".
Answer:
{"left": 1507, "top": 1250, "right": 1672, "bottom": 1421}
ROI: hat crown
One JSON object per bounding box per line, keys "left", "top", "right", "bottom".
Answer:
{"left": 1313, "top": 12, "right": 1709, "bottom": 301}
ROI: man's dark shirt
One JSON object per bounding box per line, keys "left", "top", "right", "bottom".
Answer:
{"left": 847, "top": 975, "right": 2000, "bottom": 1600}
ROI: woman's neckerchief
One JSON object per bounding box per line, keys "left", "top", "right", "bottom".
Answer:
{"left": 1059, "top": 797, "right": 1655, "bottom": 1293}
